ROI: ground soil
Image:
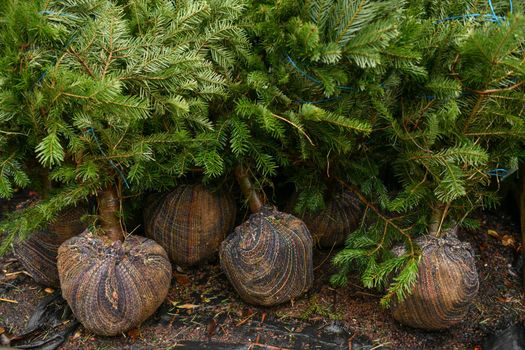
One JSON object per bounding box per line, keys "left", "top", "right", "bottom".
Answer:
{"left": 0, "top": 196, "right": 524, "bottom": 350}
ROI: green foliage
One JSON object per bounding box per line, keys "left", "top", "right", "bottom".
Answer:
{"left": 0, "top": 0, "right": 249, "bottom": 249}
{"left": 333, "top": 4, "right": 525, "bottom": 306}
{"left": 1, "top": 0, "right": 524, "bottom": 310}
{"left": 210, "top": 0, "right": 402, "bottom": 203}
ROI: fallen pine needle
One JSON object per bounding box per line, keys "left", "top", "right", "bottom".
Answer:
{"left": 5, "top": 271, "right": 31, "bottom": 277}
{"left": 236, "top": 313, "right": 256, "bottom": 327}
{"left": 0, "top": 297, "right": 18, "bottom": 303}
{"left": 248, "top": 342, "right": 291, "bottom": 350}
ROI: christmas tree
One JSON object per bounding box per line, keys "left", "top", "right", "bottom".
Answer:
{"left": 332, "top": 0, "right": 525, "bottom": 306}
{"left": 0, "top": 0, "right": 247, "bottom": 250}
{"left": 205, "top": 0, "right": 405, "bottom": 211}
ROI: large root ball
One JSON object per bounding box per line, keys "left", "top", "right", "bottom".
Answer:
{"left": 57, "top": 231, "right": 172, "bottom": 336}
{"left": 144, "top": 184, "right": 236, "bottom": 266}
{"left": 289, "top": 190, "right": 362, "bottom": 248}
{"left": 14, "top": 205, "right": 86, "bottom": 287}
{"left": 220, "top": 206, "right": 313, "bottom": 306}
{"left": 391, "top": 234, "right": 479, "bottom": 330}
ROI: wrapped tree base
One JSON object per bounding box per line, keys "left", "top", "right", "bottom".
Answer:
{"left": 57, "top": 230, "right": 172, "bottom": 336}
{"left": 14, "top": 205, "right": 86, "bottom": 287}
{"left": 289, "top": 190, "right": 362, "bottom": 248}
{"left": 220, "top": 206, "right": 313, "bottom": 306}
{"left": 391, "top": 234, "right": 479, "bottom": 330}
{"left": 144, "top": 184, "right": 236, "bottom": 266}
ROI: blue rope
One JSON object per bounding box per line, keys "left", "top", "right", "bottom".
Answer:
{"left": 488, "top": 0, "right": 501, "bottom": 24}
{"left": 294, "top": 96, "right": 343, "bottom": 105}
{"left": 286, "top": 55, "right": 321, "bottom": 84}
{"left": 86, "top": 128, "right": 130, "bottom": 189}
{"left": 435, "top": 0, "right": 512, "bottom": 25}
{"left": 35, "top": 10, "right": 84, "bottom": 86}
{"left": 39, "top": 10, "right": 78, "bottom": 18}
{"left": 36, "top": 31, "right": 78, "bottom": 85}
{"left": 487, "top": 168, "right": 509, "bottom": 178}
{"left": 287, "top": 0, "right": 511, "bottom": 180}
{"left": 434, "top": 13, "right": 505, "bottom": 24}
{"left": 286, "top": 55, "right": 355, "bottom": 91}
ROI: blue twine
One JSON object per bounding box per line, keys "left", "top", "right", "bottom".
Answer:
{"left": 487, "top": 168, "right": 509, "bottom": 177}
{"left": 36, "top": 9, "right": 98, "bottom": 85}
{"left": 457, "top": 0, "right": 513, "bottom": 177}
{"left": 488, "top": 0, "right": 501, "bottom": 24}
{"left": 286, "top": 55, "right": 321, "bottom": 84}
{"left": 39, "top": 10, "right": 78, "bottom": 18}
{"left": 86, "top": 128, "right": 130, "bottom": 189}
{"left": 294, "top": 96, "right": 342, "bottom": 105}
{"left": 36, "top": 31, "right": 78, "bottom": 85}
{"left": 434, "top": 13, "right": 505, "bottom": 24}
{"left": 286, "top": 55, "right": 355, "bottom": 91}
{"left": 435, "top": 0, "right": 512, "bottom": 25}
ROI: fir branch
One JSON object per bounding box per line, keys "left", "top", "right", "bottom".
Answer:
{"left": 337, "top": 179, "right": 416, "bottom": 257}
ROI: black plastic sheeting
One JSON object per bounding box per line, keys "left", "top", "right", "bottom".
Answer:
{"left": 482, "top": 323, "right": 525, "bottom": 350}
{"left": 1, "top": 292, "right": 78, "bottom": 350}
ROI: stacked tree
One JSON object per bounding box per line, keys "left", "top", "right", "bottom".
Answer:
{"left": 0, "top": 0, "right": 524, "bottom": 336}
{"left": 209, "top": 0, "right": 406, "bottom": 304}
{"left": 0, "top": 0, "right": 250, "bottom": 336}
{"left": 220, "top": 167, "right": 314, "bottom": 306}
{"left": 332, "top": 1, "right": 524, "bottom": 330}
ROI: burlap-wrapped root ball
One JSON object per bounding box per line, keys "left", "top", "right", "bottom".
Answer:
{"left": 220, "top": 206, "right": 313, "bottom": 306}
{"left": 57, "top": 230, "right": 172, "bottom": 336}
{"left": 391, "top": 234, "right": 479, "bottom": 330}
{"left": 144, "top": 184, "right": 236, "bottom": 266}
{"left": 289, "top": 190, "right": 363, "bottom": 248}
{"left": 14, "top": 205, "right": 86, "bottom": 287}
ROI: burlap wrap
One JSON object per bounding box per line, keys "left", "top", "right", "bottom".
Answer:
{"left": 57, "top": 230, "right": 172, "bottom": 336}
{"left": 144, "top": 184, "right": 236, "bottom": 266}
{"left": 391, "top": 234, "right": 479, "bottom": 330}
{"left": 220, "top": 206, "right": 313, "bottom": 306}
{"left": 14, "top": 205, "right": 86, "bottom": 287}
{"left": 289, "top": 190, "right": 362, "bottom": 248}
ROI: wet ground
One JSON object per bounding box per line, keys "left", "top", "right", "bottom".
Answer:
{"left": 0, "top": 196, "right": 524, "bottom": 349}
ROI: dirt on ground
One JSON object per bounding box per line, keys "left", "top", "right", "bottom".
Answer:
{"left": 0, "top": 196, "right": 524, "bottom": 350}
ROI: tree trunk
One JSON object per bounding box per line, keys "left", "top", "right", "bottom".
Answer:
{"left": 98, "top": 186, "right": 124, "bottom": 242}
{"left": 234, "top": 166, "right": 264, "bottom": 213}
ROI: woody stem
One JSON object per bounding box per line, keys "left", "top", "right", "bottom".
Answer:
{"left": 234, "top": 166, "right": 263, "bottom": 213}
{"left": 98, "top": 185, "right": 124, "bottom": 242}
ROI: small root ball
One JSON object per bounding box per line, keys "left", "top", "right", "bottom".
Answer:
{"left": 57, "top": 230, "right": 172, "bottom": 336}
{"left": 144, "top": 184, "right": 236, "bottom": 266}
{"left": 289, "top": 190, "right": 362, "bottom": 248}
{"left": 220, "top": 206, "right": 313, "bottom": 306}
{"left": 391, "top": 234, "right": 479, "bottom": 330}
{"left": 14, "top": 205, "right": 86, "bottom": 287}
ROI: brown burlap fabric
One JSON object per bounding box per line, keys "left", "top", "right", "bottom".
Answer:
{"left": 14, "top": 205, "right": 86, "bottom": 287}
{"left": 391, "top": 234, "right": 479, "bottom": 330}
{"left": 144, "top": 184, "right": 236, "bottom": 266}
{"left": 57, "top": 230, "right": 172, "bottom": 336}
{"left": 289, "top": 190, "right": 363, "bottom": 248}
{"left": 220, "top": 206, "right": 313, "bottom": 306}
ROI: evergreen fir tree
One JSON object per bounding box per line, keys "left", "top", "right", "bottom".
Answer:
{"left": 332, "top": 1, "right": 525, "bottom": 306}
{"left": 0, "top": 0, "right": 246, "bottom": 251}
{"left": 205, "top": 0, "right": 405, "bottom": 210}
